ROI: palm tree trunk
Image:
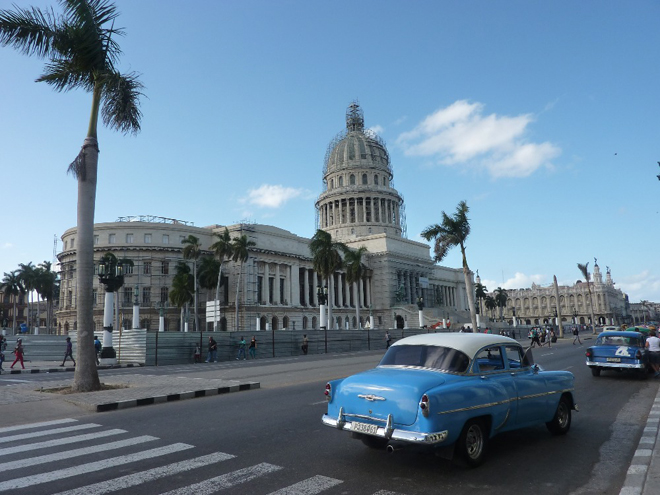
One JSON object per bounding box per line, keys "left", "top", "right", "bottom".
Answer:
{"left": 587, "top": 283, "right": 596, "bottom": 334}
{"left": 354, "top": 281, "right": 360, "bottom": 328}
{"left": 460, "top": 246, "right": 478, "bottom": 332}
{"left": 193, "top": 261, "right": 199, "bottom": 332}
{"left": 214, "top": 263, "right": 222, "bottom": 331}
{"left": 72, "top": 135, "right": 102, "bottom": 392}
{"left": 235, "top": 262, "right": 242, "bottom": 332}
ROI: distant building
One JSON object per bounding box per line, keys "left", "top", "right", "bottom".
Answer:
{"left": 55, "top": 104, "right": 472, "bottom": 334}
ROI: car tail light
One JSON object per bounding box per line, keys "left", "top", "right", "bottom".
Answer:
{"left": 325, "top": 383, "right": 332, "bottom": 401}
{"left": 585, "top": 349, "right": 592, "bottom": 359}
{"left": 419, "top": 394, "right": 430, "bottom": 417}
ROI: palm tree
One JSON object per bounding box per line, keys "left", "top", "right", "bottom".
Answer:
{"left": 577, "top": 262, "right": 597, "bottom": 334}
{"left": 475, "top": 281, "right": 488, "bottom": 318}
{"left": 421, "top": 201, "right": 478, "bottom": 332}
{"left": 231, "top": 234, "right": 256, "bottom": 332}
{"left": 310, "top": 230, "right": 346, "bottom": 330}
{"left": 0, "top": 271, "right": 25, "bottom": 332}
{"left": 36, "top": 261, "right": 59, "bottom": 333}
{"left": 182, "top": 235, "right": 203, "bottom": 332}
{"left": 485, "top": 295, "right": 497, "bottom": 320}
{"left": 210, "top": 228, "right": 233, "bottom": 330}
{"left": 0, "top": 0, "right": 143, "bottom": 392}
{"left": 494, "top": 287, "right": 508, "bottom": 321}
{"left": 198, "top": 256, "right": 220, "bottom": 305}
{"left": 17, "top": 262, "right": 36, "bottom": 331}
{"left": 169, "top": 261, "right": 194, "bottom": 331}
{"left": 342, "top": 246, "right": 368, "bottom": 328}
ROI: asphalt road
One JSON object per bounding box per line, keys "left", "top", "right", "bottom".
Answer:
{"left": 0, "top": 337, "right": 657, "bottom": 495}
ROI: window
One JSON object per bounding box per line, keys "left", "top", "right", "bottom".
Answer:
{"left": 143, "top": 262, "right": 151, "bottom": 275}
{"left": 374, "top": 175, "right": 379, "bottom": 185}
{"left": 163, "top": 234, "right": 169, "bottom": 244}
{"left": 338, "top": 176, "right": 343, "bottom": 187}
{"left": 125, "top": 264, "right": 134, "bottom": 275}
{"left": 330, "top": 179, "right": 334, "bottom": 189}
{"left": 362, "top": 174, "right": 368, "bottom": 185}
{"left": 92, "top": 289, "right": 98, "bottom": 306}
{"left": 123, "top": 288, "right": 132, "bottom": 306}
{"left": 474, "top": 346, "right": 505, "bottom": 372}
{"left": 109, "top": 234, "right": 116, "bottom": 244}
{"left": 160, "top": 286, "right": 168, "bottom": 303}
{"left": 126, "top": 233, "right": 134, "bottom": 244}
{"left": 144, "top": 234, "right": 152, "bottom": 244}
{"left": 94, "top": 235, "right": 99, "bottom": 245}
{"left": 350, "top": 174, "right": 356, "bottom": 185}
{"left": 505, "top": 345, "right": 531, "bottom": 369}
{"left": 379, "top": 345, "right": 469, "bottom": 373}
{"left": 161, "top": 261, "right": 169, "bottom": 275}
{"left": 71, "top": 238, "right": 75, "bottom": 248}
{"left": 142, "top": 287, "right": 151, "bottom": 305}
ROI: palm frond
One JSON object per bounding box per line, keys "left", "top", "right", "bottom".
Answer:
{"left": 0, "top": 5, "right": 60, "bottom": 58}
{"left": 577, "top": 262, "right": 590, "bottom": 281}
{"left": 37, "top": 57, "right": 93, "bottom": 91}
{"left": 101, "top": 70, "right": 143, "bottom": 134}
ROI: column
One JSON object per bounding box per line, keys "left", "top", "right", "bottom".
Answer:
{"left": 304, "top": 268, "right": 310, "bottom": 306}
{"left": 366, "top": 276, "right": 371, "bottom": 308}
{"left": 274, "top": 264, "right": 280, "bottom": 305}
{"left": 263, "top": 262, "right": 269, "bottom": 305}
{"left": 291, "top": 263, "right": 300, "bottom": 306}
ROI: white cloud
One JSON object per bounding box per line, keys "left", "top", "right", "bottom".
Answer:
{"left": 396, "top": 100, "right": 560, "bottom": 178}
{"left": 1, "top": 243, "right": 13, "bottom": 249}
{"left": 242, "top": 184, "right": 309, "bottom": 209}
{"left": 616, "top": 271, "right": 660, "bottom": 303}
{"left": 368, "top": 125, "right": 384, "bottom": 135}
{"left": 481, "top": 272, "right": 546, "bottom": 292}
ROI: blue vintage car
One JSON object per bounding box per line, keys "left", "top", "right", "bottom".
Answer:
{"left": 585, "top": 331, "right": 649, "bottom": 378}
{"left": 322, "top": 333, "right": 576, "bottom": 466}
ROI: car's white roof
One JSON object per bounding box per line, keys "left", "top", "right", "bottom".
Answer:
{"left": 391, "top": 332, "right": 519, "bottom": 357}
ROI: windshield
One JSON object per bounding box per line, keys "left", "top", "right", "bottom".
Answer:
{"left": 379, "top": 345, "right": 470, "bottom": 373}
{"left": 597, "top": 335, "right": 643, "bottom": 347}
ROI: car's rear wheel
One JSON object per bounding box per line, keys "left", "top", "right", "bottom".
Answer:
{"left": 455, "top": 419, "right": 488, "bottom": 467}
{"left": 360, "top": 435, "right": 388, "bottom": 450}
{"left": 591, "top": 367, "right": 601, "bottom": 377}
{"left": 546, "top": 396, "right": 571, "bottom": 435}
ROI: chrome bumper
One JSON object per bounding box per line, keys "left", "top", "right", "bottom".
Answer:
{"left": 322, "top": 409, "right": 448, "bottom": 445}
{"left": 586, "top": 360, "right": 645, "bottom": 370}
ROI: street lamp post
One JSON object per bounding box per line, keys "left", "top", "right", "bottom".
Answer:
{"left": 317, "top": 286, "right": 328, "bottom": 353}
{"left": 573, "top": 307, "right": 578, "bottom": 325}
{"left": 417, "top": 296, "right": 425, "bottom": 329}
{"left": 156, "top": 301, "right": 168, "bottom": 332}
{"left": 97, "top": 257, "right": 124, "bottom": 364}
{"left": 132, "top": 285, "right": 140, "bottom": 329}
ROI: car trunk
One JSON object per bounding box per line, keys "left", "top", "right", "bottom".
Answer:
{"left": 336, "top": 367, "right": 446, "bottom": 426}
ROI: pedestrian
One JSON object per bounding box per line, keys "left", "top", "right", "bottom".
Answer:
{"left": 61, "top": 336, "right": 76, "bottom": 366}
{"left": 550, "top": 328, "right": 557, "bottom": 345}
{"left": 385, "top": 331, "right": 392, "bottom": 348}
{"left": 0, "top": 335, "right": 5, "bottom": 372}
{"left": 248, "top": 336, "right": 257, "bottom": 359}
{"left": 530, "top": 327, "right": 542, "bottom": 348}
{"left": 206, "top": 336, "right": 218, "bottom": 362}
{"left": 236, "top": 336, "right": 247, "bottom": 360}
{"left": 94, "top": 335, "right": 102, "bottom": 365}
{"left": 301, "top": 334, "right": 309, "bottom": 355}
{"left": 645, "top": 329, "right": 660, "bottom": 377}
{"left": 193, "top": 344, "right": 201, "bottom": 363}
{"left": 10, "top": 338, "right": 25, "bottom": 369}
{"left": 573, "top": 326, "right": 582, "bottom": 345}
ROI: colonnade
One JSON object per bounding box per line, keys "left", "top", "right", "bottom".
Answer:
{"left": 318, "top": 196, "right": 399, "bottom": 228}
{"left": 396, "top": 269, "right": 457, "bottom": 309}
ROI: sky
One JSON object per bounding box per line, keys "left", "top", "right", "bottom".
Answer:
{"left": 1, "top": 0, "right": 659, "bottom": 303}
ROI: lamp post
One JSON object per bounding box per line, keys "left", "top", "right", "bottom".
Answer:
{"left": 417, "top": 296, "right": 424, "bottom": 329}
{"left": 512, "top": 307, "right": 517, "bottom": 328}
{"left": 132, "top": 285, "right": 140, "bottom": 329}
{"left": 317, "top": 285, "right": 328, "bottom": 353}
{"left": 156, "top": 301, "right": 168, "bottom": 332}
{"left": 573, "top": 307, "right": 578, "bottom": 325}
{"left": 97, "top": 256, "right": 124, "bottom": 364}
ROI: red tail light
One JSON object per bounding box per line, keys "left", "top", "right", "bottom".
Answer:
{"left": 585, "top": 349, "right": 592, "bottom": 359}
{"left": 325, "top": 383, "right": 331, "bottom": 400}
{"left": 419, "top": 394, "right": 430, "bottom": 417}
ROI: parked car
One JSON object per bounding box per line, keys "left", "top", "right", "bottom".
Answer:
{"left": 321, "top": 333, "right": 577, "bottom": 466}
{"left": 585, "top": 330, "right": 649, "bottom": 378}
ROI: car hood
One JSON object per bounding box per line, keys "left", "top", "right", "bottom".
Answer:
{"left": 334, "top": 367, "right": 448, "bottom": 426}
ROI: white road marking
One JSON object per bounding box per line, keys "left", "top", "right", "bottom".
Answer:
{"left": 0, "top": 435, "right": 158, "bottom": 471}
{"left": 160, "top": 462, "right": 283, "bottom": 495}
{"left": 266, "top": 475, "right": 343, "bottom": 494}
{"left": 0, "top": 429, "right": 127, "bottom": 457}
{"left": 0, "top": 443, "right": 193, "bottom": 491}
{"left": 310, "top": 400, "right": 328, "bottom": 405}
{"left": 0, "top": 423, "right": 100, "bottom": 444}
{"left": 0, "top": 418, "right": 77, "bottom": 434}
{"left": 51, "top": 452, "right": 235, "bottom": 495}
{"left": 0, "top": 378, "right": 31, "bottom": 383}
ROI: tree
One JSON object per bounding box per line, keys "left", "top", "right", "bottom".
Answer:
{"left": 342, "top": 246, "right": 368, "bottom": 328}
{"left": 310, "top": 230, "right": 346, "bottom": 329}
{"left": 494, "top": 287, "right": 508, "bottom": 321}
{"left": 484, "top": 295, "right": 497, "bottom": 320}
{"left": 231, "top": 234, "right": 256, "bottom": 332}
{"left": 17, "top": 262, "right": 37, "bottom": 331}
{"left": 577, "top": 262, "right": 597, "bottom": 334}
{"left": 0, "top": 270, "right": 25, "bottom": 332}
{"left": 421, "top": 201, "right": 478, "bottom": 332}
{"left": 182, "top": 235, "right": 202, "bottom": 332}
{"left": 198, "top": 256, "right": 220, "bottom": 304}
{"left": 475, "top": 282, "right": 488, "bottom": 317}
{"left": 36, "top": 261, "right": 59, "bottom": 333}
{"left": 0, "top": 0, "right": 144, "bottom": 392}
{"left": 210, "top": 228, "right": 233, "bottom": 330}
{"left": 169, "top": 261, "right": 194, "bottom": 331}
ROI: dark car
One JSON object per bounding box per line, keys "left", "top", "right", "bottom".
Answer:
{"left": 585, "top": 331, "right": 649, "bottom": 378}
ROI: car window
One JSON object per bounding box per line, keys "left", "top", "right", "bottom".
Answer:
{"left": 504, "top": 345, "right": 528, "bottom": 369}
{"left": 379, "top": 345, "right": 470, "bottom": 373}
{"left": 474, "top": 346, "right": 505, "bottom": 372}
{"left": 598, "top": 335, "right": 643, "bottom": 347}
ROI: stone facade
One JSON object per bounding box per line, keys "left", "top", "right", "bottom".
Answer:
{"left": 55, "top": 104, "right": 471, "bottom": 334}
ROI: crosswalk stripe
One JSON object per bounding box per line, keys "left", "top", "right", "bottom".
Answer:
{"left": 0, "top": 428, "right": 127, "bottom": 457}
{"left": 161, "top": 462, "right": 283, "bottom": 495}
{"left": 0, "top": 423, "right": 100, "bottom": 444}
{"left": 0, "top": 418, "right": 77, "bottom": 434}
{"left": 0, "top": 435, "right": 158, "bottom": 471}
{"left": 51, "top": 452, "right": 236, "bottom": 495}
{"left": 0, "top": 443, "right": 194, "bottom": 491}
{"left": 266, "top": 475, "right": 344, "bottom": 494}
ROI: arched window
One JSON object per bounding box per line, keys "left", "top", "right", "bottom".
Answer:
{"left": 374, "top": 175, "right": 379, "bottom": 185}
{"left": 272, "top": 316, "right": 279, "bottom": 330}
{"left": 312, "top": 316, "right": 317, "bottom": 329}
{"left": 330, "top": 179, "right": 334, "bottom": 189}
{"left": 352, "top": 316, "right": 357, "bottom": 328}
{"left": 350, "top": 174, "right": 356, "bottom": 185}
{"left": 283, "top": 316, "right": 289, "bottom": 329}
{"left": 259, "top": 316, "right": 267, "bottom": 331}
{"left": 302, "top": 316, "right": 308, "bottom": 329}
{"left": 362, "top": 174, "right": 368, "bottom": 184}
{"left": 338, "top": 176, "right": 343, "bottom": 187}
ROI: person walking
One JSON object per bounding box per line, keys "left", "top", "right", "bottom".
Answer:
{"left": 301, "top": 334, "right": 309, "bottom": 355}
{"left": 0, "top": 335, "right": 6, "bottom": 372}
{"left": 61, "top": 336, "right": 76, "bottom": 367}
{"left": 530, "top": 327, "right": 542, "bottom": 348}
{"left": 573, "top": 326, "right": 582, "bottom": 345}
{"left": 385, "top": 331, "right": 392, "bottom": 348}
{"left": 236, "top": 336, "right": 247, "bottom": 360}
{"left": 193, "top": 344, "right": 201, "bottom": 363}
{"left": 94, "top": 335, "right": 102, "bottom": 365}
{"left": 248, "top": 336, "right": 257, "bottom": 359}
{"left": 206, "top": 336, "right": 218, "bottom": 362}
{"left": 10, "top": 338, "right": 25, "bottom": 369}
{"left": 646, "top": 329, "right": 660, "bottom": 377}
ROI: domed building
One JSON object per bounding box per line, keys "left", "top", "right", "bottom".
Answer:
{"left": 56, "top": 103, "right": 471, "bottom": 334}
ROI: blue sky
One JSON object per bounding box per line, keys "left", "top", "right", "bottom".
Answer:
{"left": 1, "top": 0, "right": 659, "bottom": 303}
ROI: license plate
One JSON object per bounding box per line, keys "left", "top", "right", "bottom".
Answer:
{"left": 606, "top": 357, "right": 621, "bottom": 362}
{"left": 352, "top": 421, "right": 378, "bottom": 435}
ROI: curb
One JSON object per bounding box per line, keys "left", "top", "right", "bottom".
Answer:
{"left": 1, "top": 363, "right": 143, "bottom": 374}
{"left": 619, "top": 386, "right": 660, "bottom": 495}
{"left": 66, "top": 381, "right": 261, "bottom": 413}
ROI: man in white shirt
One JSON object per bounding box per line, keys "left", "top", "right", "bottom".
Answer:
{"left": 645, "top": 330, "right": 660, "bottom": 377}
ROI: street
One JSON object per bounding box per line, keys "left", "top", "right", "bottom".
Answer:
{"left": 0, "top": 336, "right": 657, "bottom": 494}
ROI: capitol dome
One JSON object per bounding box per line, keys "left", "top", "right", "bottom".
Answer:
{"left": 316, "top": 103, "right": 406, "bottom": 241}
